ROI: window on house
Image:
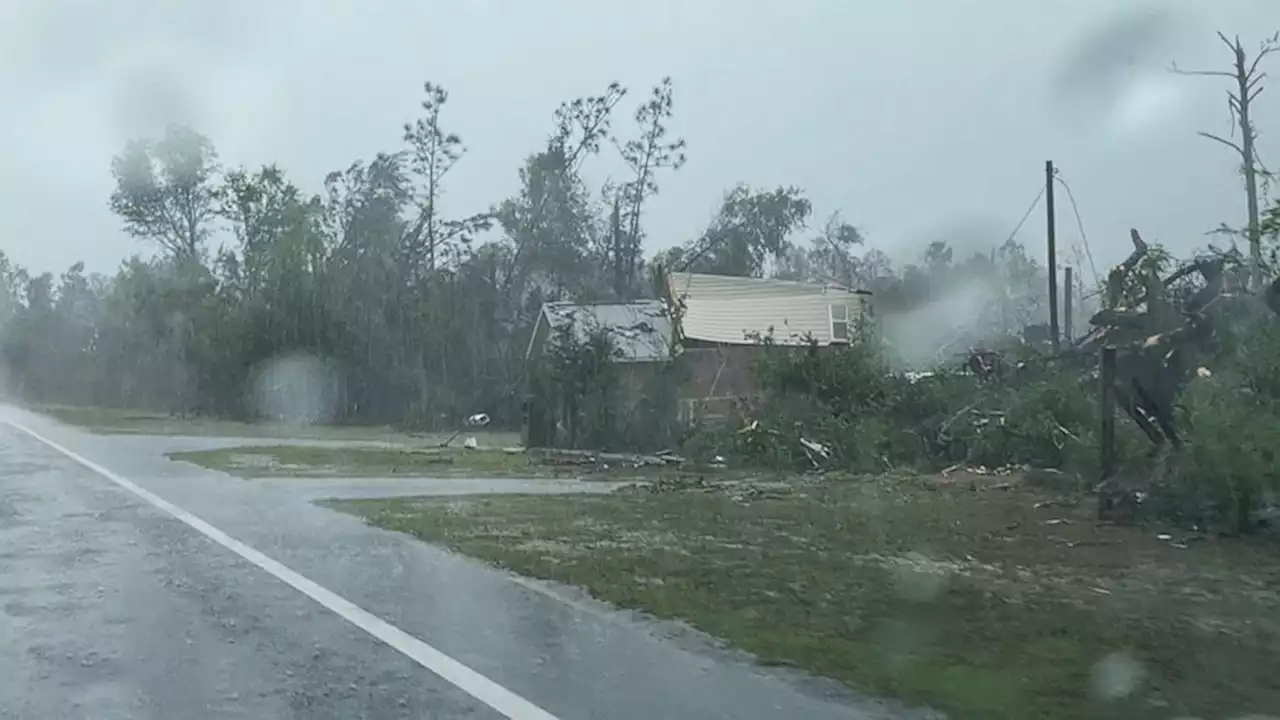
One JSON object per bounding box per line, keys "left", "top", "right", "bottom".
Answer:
{"left": 829, "top": 303, "right": 850, "bottom": 343}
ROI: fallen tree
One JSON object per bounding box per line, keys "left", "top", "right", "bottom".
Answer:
{"left": 687, "top": 227, "right": 1280, "bottom": 532}
{"left": 1062, "top": 229, "right": 1280, "bottom": 527}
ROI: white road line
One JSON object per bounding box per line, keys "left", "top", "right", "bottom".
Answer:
{"left": 2, "top": 419, "right": 561, "bottom": 720}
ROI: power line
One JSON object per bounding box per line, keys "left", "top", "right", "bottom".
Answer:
{"left": 1002, "top": 185, "right": 1046, "bottom": 247}
{"left": 1053, "top": 174, "right": 1100, "bottom": 286}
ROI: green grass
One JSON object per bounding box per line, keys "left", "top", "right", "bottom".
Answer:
{"left": 169, "top": 443, "right": 727, "bottom": 481}
{"left": 34, "top": 403, "right": 519, "bottom": 446}
{"left": 326, "top": 474, "right": 1280, "bottom": 720}
{"left": 168, "top": 444, "right": 537, "bottom": 478}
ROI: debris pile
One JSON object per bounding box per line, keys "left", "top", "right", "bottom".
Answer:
{"left": 1072, "top": 228, "right": 1260, "bottom": 448}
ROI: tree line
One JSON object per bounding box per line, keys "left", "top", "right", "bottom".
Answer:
{"left": 0, "top": 78, "right": 1061, "bottom": 429}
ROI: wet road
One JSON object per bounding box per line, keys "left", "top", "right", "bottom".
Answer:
{"left": 0, "top": 407, "right": 933, "bottom": 720}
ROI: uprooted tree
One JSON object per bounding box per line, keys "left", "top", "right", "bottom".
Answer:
{"left": 1075, "top": 229, "right": 1238, "bottom": 447}
{"left": 1066, "top": 227, "right": 1280, "bottom": 529}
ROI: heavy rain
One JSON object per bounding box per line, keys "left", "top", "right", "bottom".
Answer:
{"left": 1, "top": 2, "right": 1279, "bottom": 718}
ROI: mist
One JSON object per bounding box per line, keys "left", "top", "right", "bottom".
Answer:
{"left": 880, "top": 275, "right": 1008, "bottom": 370}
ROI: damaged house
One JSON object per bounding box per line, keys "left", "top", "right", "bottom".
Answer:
{"left": 522, "top": 273, "right": 872, "bottom": 447}
{"left": 523, "top": 300, "right": 675, "bottom": 447}
{"left": 663, "top": 271, "right": 873, "bottom": 422}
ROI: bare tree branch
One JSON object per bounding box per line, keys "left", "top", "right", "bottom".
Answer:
{"left": 1246, "top": 43, "right": 1279, "bottom": 77}
{"left": 1198, "top": 131, "right": 1246, "bottom": 156}
{"left": 1169, "top": 63, "right": 1235, "bottom": 78}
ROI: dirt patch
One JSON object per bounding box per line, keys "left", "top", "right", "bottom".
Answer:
{"left": 328, "top": 473, "right": 1280, "bottom": 720}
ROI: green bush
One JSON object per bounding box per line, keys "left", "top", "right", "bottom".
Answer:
{"left": 731, "top": 340, "right": 1104, "bottom": 475}
{"left": 1149, "top": 317, "right": 1280, "bottom": 532}
{"left": 531, "top": 320, "right": 684, "bottom": 453}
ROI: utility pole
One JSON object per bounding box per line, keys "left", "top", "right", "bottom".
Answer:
{"left": 1172, "top": 31, "right": 1279, "bottom": 290}
{"left": 1063, "top": 266, "right": 1074, "bottom": 343}
{"left": 1100, "top": 345, "right": 1117, "bottom": 481}
{"left": 1046, "top": 160, "right": 1059, "bottom": 351}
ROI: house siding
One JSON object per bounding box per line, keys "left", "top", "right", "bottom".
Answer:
{"left": 661, "top": 272, "right": 874, "bottom": 425}
{"left": 666, "top": 271, "right": 871, "bottom": 347}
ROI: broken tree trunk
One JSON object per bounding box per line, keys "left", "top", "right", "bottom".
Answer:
{"left": 1081, "top": 229, "right": 1250, "bottom": 449}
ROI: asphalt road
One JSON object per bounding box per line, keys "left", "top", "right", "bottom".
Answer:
{"left": 0, "top": 407, "right": 936, "bottom": 720}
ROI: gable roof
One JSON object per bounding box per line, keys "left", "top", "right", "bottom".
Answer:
{"left": 665, "top": 271, "right": 871, "bottom": 347}
{"left": 526, "top": 300, "right": 674, "bottom": 363}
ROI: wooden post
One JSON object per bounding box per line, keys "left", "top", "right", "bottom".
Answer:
{"left": 1063, "top": 266, "right": 1074, "bottom": 343}
{"left": 1100, "top": 345, "right": 1117, "bottom": 480}
{"left": 1046, "top": 160, "right": 1059, "bottom": 351}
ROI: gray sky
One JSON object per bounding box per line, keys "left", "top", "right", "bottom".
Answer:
{"left": 1, "top": 1, "right": 1277, "bottom": 284}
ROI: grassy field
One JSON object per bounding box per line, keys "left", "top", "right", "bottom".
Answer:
{"left": 35, "top": 403, "right": 520, "bottom": 446}
{"left": 168, "top": 443, "right": 725, "bottom": 481}
{"left": 328, "top": 471, "right": 1280, "bottom": 720}
{"left": 169, "top": 444, "right": 536, "bottom": 478}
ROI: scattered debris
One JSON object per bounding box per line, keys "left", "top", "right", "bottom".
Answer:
{"left": 798, "top": 437, "right": 830, "bottom": 468}
{"left": 963, "top": 348, "right": 1013, "bottom": 382}
{"left": 654, "top": 449, "right": 687, "bottom": 464}
{"left": 1034, "top": 498, "right": 1078, "bottom": 509}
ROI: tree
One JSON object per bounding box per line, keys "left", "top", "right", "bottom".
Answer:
{"left": 773, "top": 211, "right": 866, "bottom": 286}
{"left": 0, "top": 251, "right": 27, "bottom": 330}
{"left": 808, "top": 212, "right": 865, "bottom": 286}
{"left": 1263, "top": 197, "right": 1280, "bottom": 266}
{"left": 1172, "top": 31, "right": 1279, "bottom": 289}
{"left": 320, "top": 153, "right": 415, "bottom": 422}
{"left": 922, "top": 240, "right": 953, "bottom": 274}
{"left": 109, "top": 124, "right": 222, "bottom": 259}
{"left": 219, "top": 165, "right": 319, "bottom": 285}
{"left": 858, "top": 248, "right": 894, "bottom": 285}
{"left": 402, "top": 82, "right": 492, "bottom": 273}
{"left": 501, "top": 82, "right": 626, "bottom": 305}
{"left": 495, "top": 149, "right": 598, "bottom": 298}
{"left": 606, "top": 78, "right": 687, "bottom": 300}
{"left": 672, "top": 185, "right": 812, "bottom": 277}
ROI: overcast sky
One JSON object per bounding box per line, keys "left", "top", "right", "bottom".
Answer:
{"left": 1, "top": 1, "right": 1277, "bottom": 285}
